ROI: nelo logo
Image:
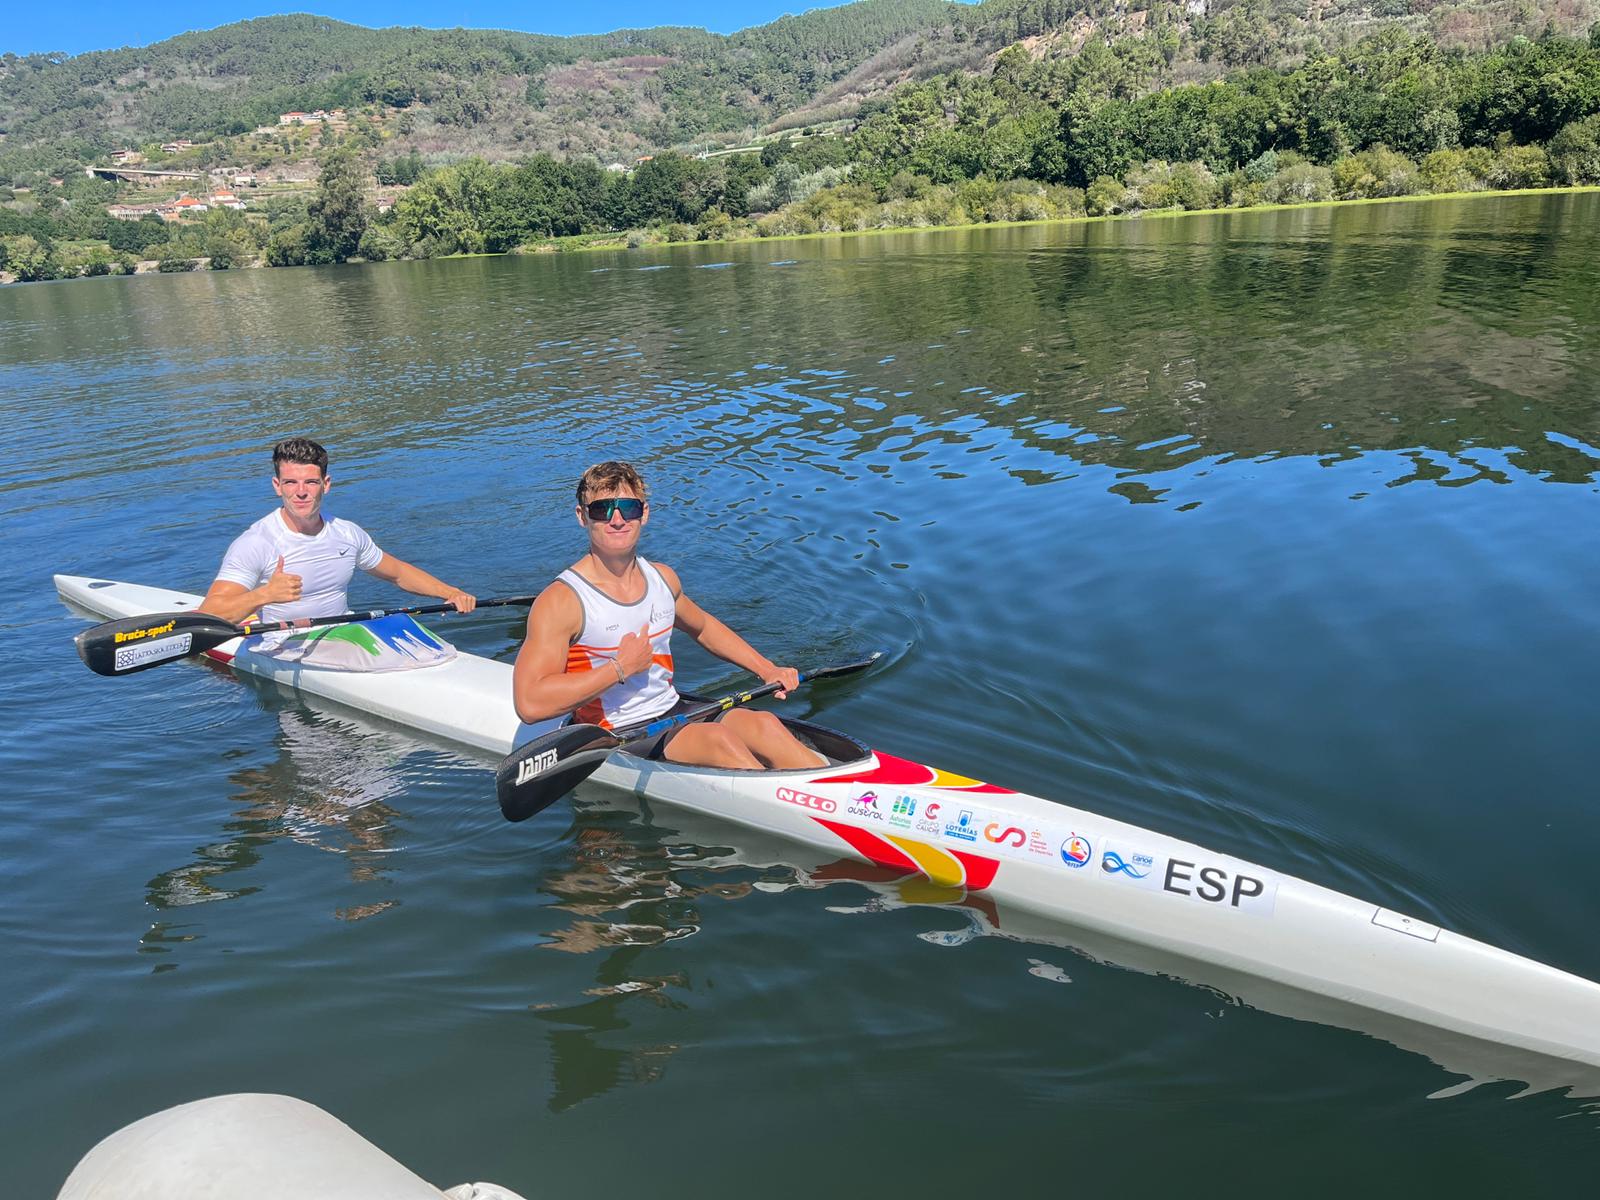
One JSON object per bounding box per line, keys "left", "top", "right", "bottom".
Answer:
{"left": 777, "top": 787, "right": 836, "bottom": 814}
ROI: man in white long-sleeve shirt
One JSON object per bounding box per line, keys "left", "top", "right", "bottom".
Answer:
{"left": 201, "top": 437, "right": 475, "bottom": 671}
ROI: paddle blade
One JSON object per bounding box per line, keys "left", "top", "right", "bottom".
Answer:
{"left": 497, "top": 724, "right": 623, "bottom": 822}
{"left": 75, "top": 612, "right": 243, "bottom": 677}
{"left": 802, "top": 652, "right": 882, "bottom": 682}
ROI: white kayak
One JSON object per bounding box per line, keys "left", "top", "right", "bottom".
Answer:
{"left": 56, "top": 574, "right": 1600, "bottom": 1091}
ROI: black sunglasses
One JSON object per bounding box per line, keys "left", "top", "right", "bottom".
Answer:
{"left": 585, "top": 498, "right": 645, "bottom": 521}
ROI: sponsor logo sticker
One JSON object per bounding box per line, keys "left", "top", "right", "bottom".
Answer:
{"left": 1060, "top": 833, "right": 1093, "bottom": 869}
{"left": 1100, "top": 842, "right": 1161, "bottom": 890}
{"left": 943, "top": 808, "right": 979, "bottom": 842}
{"left": 114, "top": 619, "right": 177, "bottom": 644}
{"left": 889, "top": 795, "right": 917, "bottom": 828}
{"left": 983, "top": 822, "right": 1026, "bottom": 849}
{"left": 112, "top": 633, "right": 192, "bottom": 671}
{"left": 846, "top": 790, "right": 883, "bottom": 821}
{"left": 777, "top": 787, "right": 836, "bottom": 814}
{"left": 514, "top": 748, "right": 559, "bottom": 785}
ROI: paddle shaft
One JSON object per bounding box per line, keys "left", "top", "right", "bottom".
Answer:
{"left": 233, "top": 595, "right": 537, "bottom": 639}
{"left": 497, "top": 653, "right": 881, "bottom": 821}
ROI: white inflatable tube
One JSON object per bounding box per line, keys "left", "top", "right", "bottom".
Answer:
{"left": 57, "top": 1093, "right": 527, "bottom": 1200}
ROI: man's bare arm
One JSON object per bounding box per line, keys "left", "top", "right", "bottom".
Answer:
{"left": 367, "top": 553, "right": 476, "bottom": 612}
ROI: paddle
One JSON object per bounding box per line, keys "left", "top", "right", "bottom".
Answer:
{"left": 76, "top": 595, "right": 539, "bottom": 677}
{"left": 496, "top": 652, "right": 881, "bottom": 823}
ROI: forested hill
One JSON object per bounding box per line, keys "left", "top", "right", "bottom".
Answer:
{"left": 4, "top": 2, "right": 955, "bottom": 165}
{"left": 2, "top": 0, "right": 1596, "bottom": 173}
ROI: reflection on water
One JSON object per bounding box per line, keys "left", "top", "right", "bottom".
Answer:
{"left": 552, "top": 789, "right": 1600, "bottom": 1107}
{"left": 143, "top": 695, "right": 417, "bottom": 933}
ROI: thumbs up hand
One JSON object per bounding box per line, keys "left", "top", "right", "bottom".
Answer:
{"left": 614, "top": 623, "right": 654, "bottom": 681}
{"left": 262, "top": 555, "right": 303, "bottom": 604}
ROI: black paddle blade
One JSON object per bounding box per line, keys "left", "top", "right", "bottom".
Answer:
{"left": 497, "top": 724, "right": 623, "bottom": 822}
{"left": 803, "top": 652, "right": 882, "bottom": 682}
{"left": 75, "top": 611, "right": 243, "bottom": 677}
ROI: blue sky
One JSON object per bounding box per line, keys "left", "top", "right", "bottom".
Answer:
{"left": 8, "top": 2, "right": 883, "bottom": 57}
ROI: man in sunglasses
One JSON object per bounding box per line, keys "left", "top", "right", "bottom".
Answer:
{"left": 512, "top": 460, "right": 826, "bottom": 769}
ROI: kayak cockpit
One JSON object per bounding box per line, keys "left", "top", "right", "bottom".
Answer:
{"left": 610, "top": 713, "right": 872, "bottom": 772}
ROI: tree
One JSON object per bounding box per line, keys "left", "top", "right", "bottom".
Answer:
{"left": 306, "top": 147, "right": 370, "bottom": 263}
{"left": 1, "top": 234, "right": 51, "bottom": 281}
{"left": 1548, "top": 114, "right": 1600, "bottom": 183}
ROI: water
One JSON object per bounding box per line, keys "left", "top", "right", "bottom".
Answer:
{"left": 5, "top": 193, "right": 1600, "bottom": 1194}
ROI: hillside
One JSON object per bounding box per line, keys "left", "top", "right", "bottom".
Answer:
{"left": 3, "top": 0, "right": 1596, "bottom": 178}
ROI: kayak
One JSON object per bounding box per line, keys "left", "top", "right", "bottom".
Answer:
{"left": 55, "top": 574, "right": 1600, "bottom": 1089}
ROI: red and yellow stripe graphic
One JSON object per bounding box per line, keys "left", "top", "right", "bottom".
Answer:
{"left": 813, "top": 818, "right": 1000, "bottom": 891}
{"left": 814, "top": 751, "right": 1015, "bottom": 794}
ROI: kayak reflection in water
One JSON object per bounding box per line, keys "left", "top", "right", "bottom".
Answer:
{"left": 142, "top": 705, "right": 413, "bottom": 929}
{"left": 512, "top": 460, "right": 827, "bottom": 769}
{"left": 199, "top": 437, "right": 476, "bottom": 671}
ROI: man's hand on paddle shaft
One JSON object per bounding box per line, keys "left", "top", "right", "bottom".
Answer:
{"left": 262, "top": 555, "right": 302, "bottom": 605}
{"left": 758, "top": 663, "right": 802, "bottom": 699}
{"left": 443, "top": 589, "right": 477, "bottom": 613}
{"left": 616, "top": 624, "right": 654, "bottom": 679}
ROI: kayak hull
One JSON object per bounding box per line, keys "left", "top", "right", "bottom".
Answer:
{"left": 55, "top": 574, "right": 1600, "bottom": 1086}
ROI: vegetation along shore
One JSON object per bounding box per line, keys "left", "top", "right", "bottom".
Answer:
{"left": 3, "top": 2, "right": 1599, "bottom": 282}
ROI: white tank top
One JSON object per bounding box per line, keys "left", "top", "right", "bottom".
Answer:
{"left": 559, "top": 557, "right": 679, "bottom": 729}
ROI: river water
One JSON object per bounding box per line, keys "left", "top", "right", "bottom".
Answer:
{"left": 5, "top": 193, "right": 1600, "bottom": 1194}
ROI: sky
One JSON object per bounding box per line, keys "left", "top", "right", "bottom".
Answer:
{"left": 6, "top": 1, "right": 874, "bottom": 57}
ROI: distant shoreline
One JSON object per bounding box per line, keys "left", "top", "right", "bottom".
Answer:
{"left": 6, "top": 184, "right": 1596, "bottom": 285}
{"left": 539, "top": 184, "right": 1600, "bottom": 254}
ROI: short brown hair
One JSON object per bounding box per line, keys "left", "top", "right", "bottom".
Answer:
{"left": 273, "top": 437, "right": 329, "bottom": 477}
{"left": 576, "top": 461, "right": 647, "bottom": 505}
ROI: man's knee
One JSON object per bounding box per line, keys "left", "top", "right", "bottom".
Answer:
{"left": 725, "top": 709, "right": 783, "bottom": 739}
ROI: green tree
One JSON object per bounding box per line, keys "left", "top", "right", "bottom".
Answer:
{"left": 1, "top": 234, "right": 51, "bottom": 281}
{"left": 1548, "top": 114, "right": 1600, "bottom": 183}
{"left": 306, "top": 147, "right": 370, "bottom": 263}
{"left": 1085, "top": 175, "right": 1128, "bottom": 216}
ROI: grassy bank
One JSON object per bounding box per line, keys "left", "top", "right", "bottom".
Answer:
{"left": 521, "top": 183, "right": 1600, "bottom": 255}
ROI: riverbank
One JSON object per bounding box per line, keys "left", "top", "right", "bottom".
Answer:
{"left": 528, "top": 183, "right": 1600, "bottom": 254}
{"left": 7, "top": 183, "right": 1598, "bottom": 285}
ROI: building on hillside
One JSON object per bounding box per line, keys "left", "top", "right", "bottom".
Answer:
{"left": 606, "top": 162, "right": 627, "bottom": 172}
{"left": 107, "top": 203, "right": 162, "bottom": 220}
{"left": 109, "top": 149, "right": 142, "bottom": 165}
{"left": 158, "top": 195, "right": 209, "bottom": 221}
{"left": 208, "top": 191, "right": 246, "bottom": 210}
{"left": 635, "top": 155, "right": 654, "bottom": 164}
{"left": 278, "top": 109, "right": 347, "bottom": 126}
{"left": 161, "top": 140, "right": 195, "bottom": 154}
